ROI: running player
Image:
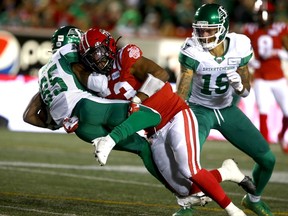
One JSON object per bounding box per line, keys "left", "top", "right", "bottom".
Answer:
{"left": 177, "top": 3, "right": 275, "bottom": 216}
{"left": 242, "top": 0, "right": 288, "bottom": 152}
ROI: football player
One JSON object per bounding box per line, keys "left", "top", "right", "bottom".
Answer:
{"left": 23, "top": 25, "right": 167, "bottom": 186}
{"left": 242, "top": 0, "right": 288, "bottom": 153}
{"left": 177, "top": 3, "right": 276, "bottom": 216}
{"left": 76, "top": 27, "right": 256, "bottom": 216}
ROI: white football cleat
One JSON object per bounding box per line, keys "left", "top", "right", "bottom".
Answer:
{"left": 176, "top": 192, "right": 212, "bottom": 207}
{"left": 218, "top": 159, "right": 245, "bottom": 183}
{"left": 92, "top": 135, "right": 116, "bottom": 166}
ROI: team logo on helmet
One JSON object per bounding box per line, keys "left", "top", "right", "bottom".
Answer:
{"left": 218, "top": 6, "right": 228, "bottom": 23}
{"left": 0, "top": 31, "right": 20, "bottom": 75}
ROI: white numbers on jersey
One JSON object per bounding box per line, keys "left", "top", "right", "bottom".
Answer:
{"left": 109, "top": 81, "right": 136, "bottom": 100}
{"left": 258, "top": 35, "right": 273, "bottom": 58}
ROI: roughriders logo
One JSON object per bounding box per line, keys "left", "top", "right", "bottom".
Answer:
{"left": 0, "top": 31, "right": 20, "bottom": 75}
{"left": 128, "top": 46, "right": 140, "bottom": 59}
{"left": 218, "top": 6, "right": 228, "bottom": 23}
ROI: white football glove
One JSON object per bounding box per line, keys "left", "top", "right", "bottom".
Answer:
{"left": 226, "top": 71, "right": 243, "bottom": 92}
{"left": 92, "top": 135, "right": 116, "bottom": 166}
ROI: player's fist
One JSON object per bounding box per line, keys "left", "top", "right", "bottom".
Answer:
{"left": 128, "top": 102, "right": 140, "bottom": 116}
{"left": 226, "top": 71, "right": 243, "bottom": 92}
{"left": 128, "top": 96, "right": 141, "bottom": 116}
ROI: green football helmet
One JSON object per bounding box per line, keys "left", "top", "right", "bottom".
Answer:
{"left": 192, "top": 3, "right": 229, "bottom": 50}
{"left": 51, "top": 26, "right": 83, "bottom": 53}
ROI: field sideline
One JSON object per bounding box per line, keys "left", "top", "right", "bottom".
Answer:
{"left": 0, "top": 129, "right": 287, "bottom": 216}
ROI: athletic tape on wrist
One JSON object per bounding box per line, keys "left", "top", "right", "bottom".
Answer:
{"left": 139, "top": 74, "right": 165, "bottom": 97}
{"left": 131, "top": 96, "right": 142, "bottom": 104}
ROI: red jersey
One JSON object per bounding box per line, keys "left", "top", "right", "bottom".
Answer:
{"left": 243, "top": 22, "right": 288, "bottom": 80}
{"left": 104, "top": 44, "right": 188, "bottom": 131}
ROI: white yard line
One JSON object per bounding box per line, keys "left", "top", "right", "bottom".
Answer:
{"left": 0, "top": 205, "right": 76, "bottom": 215}
{"left": 0, "top": 165, "right": 163, "bottom": 188}
{"left": 0, "top": 161, "right": 287, "bottom": 184}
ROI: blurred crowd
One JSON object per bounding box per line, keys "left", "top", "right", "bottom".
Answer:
{"left": 0, "top": 0, "right": 288, "bottom": 38}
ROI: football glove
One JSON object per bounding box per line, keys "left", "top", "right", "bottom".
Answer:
{"left": 128, "top": 102, "right": 140, "bottom": 116}
{"left": 92, "top": 135, "right": 116, "bottom": 166}
{"left": 128, "top": 96, "right": 141, "bottom": 116}
{"left": 63, "top": 116, "right": 79, "bottom": 133}
{"left": 226, "top": 71, "right": 243, "bottom": 92}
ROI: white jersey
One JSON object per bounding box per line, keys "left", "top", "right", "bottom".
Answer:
{"left": 179, "top": 33, "right": 253, "bottom": 109}
{"left": 38, "top": 43, "right": 91, "bottom": 125}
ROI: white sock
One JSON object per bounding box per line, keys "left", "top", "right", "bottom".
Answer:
{"left": 217, "top": 167, "right": 229, "bottom": 181}
{"left": 225, "top": 202, "right": 241, "bottom": 214}
{"left": 248, "top": 193, "right": 261, "bottom": 203}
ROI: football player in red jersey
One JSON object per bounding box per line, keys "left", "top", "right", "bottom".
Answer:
{"left": 78, "top": 27, "right": 256, "bottom": 216}
{"left": 242, "top": 0, "right": 288, "bottom": 152}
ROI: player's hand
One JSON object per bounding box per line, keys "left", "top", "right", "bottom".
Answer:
{"left": 92, "top": 135, "right": 116, "bottom": 166}
{"left": 128, "top": 96, "right": 141, "bottom": 116}
{"left": 63, "top": 116, "right": 79, "bottom": 133}
{"left": 128, "top": 102, "right": 140, "bottom": 116}
{"left": 226, "top": 71, "right": 243, "bottom": 92}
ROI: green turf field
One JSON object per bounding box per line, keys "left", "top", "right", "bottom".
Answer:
{"left": 0, "top": 129, "right": 287, "bottom": 216}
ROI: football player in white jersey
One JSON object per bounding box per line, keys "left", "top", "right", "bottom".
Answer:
{"left": 177, "top": 3, "right": 275, "bottom": 216}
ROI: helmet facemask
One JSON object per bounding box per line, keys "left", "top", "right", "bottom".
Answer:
{"left": 193, "top": 23, "right": 226, "bottom": 50}
{"left": 79, "top": 28, "right": 117, "bottom": 75}
{"left": 192, "top": 4, "right": 229, "bottom": 50}
{"left": 81, "top": 44, "right": 114, "bottom": 74}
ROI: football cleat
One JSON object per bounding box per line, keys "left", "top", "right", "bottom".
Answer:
{"left": 238, "top": 176, "right": 256, "bottom": 195}
{"left": 219, "top": 159, "right": 245, "bottom": 183}
{"left": 176, "top": 192, "right": 212, "bottom": 207}
{"left": 172, "top": 207, "right": 193, "bottom": 216}
{"left": 92, "top": 135, "right": 116, "bottom": 166}
{"left": 241, "top": 195, "right": 274, "bottom": 216}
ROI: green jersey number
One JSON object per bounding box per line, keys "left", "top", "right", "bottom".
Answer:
{"left": 201, "top": 74, "right": 229, "bottom": 95}
{"left": 40, "top": 64, "right": 68, "bottom": 106}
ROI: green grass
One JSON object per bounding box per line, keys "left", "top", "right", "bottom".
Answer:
{"left": 0, "top": 129, "right": 287, "bottom": 216}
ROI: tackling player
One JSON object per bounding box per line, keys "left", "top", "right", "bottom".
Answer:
{"left": 76, "top": 27, "right": 256, "bottom": 216}
{"left": 23, "top": 26, "right": 166, "bottom": 186}
{"left": 242, "top": 0, "right": 288, "bottom": 153}
{"left": 177, "top": 3, "right": 276, "bottom": 216}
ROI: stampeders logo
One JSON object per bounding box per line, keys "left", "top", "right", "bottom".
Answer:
{"left": 0, "top": 31, "right": 20, "bottom": 75}
{"left": 128, "top": 46, "right": 141, "bottom": 59}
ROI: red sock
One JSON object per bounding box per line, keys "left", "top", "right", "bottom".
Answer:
{"left": 190, "top": 169, "right": 231, "bottom": 209}
{"left": 190, "top": 169, "right": 222, "bottom": 194}
{"left": 279, "top": 116, "right": 288, "bottom": 137}
{"left": 260, "top": 114, "right": 269, "bottom": 142}
{"left": 209, "top": 169, "right": 222, "bottom": 182}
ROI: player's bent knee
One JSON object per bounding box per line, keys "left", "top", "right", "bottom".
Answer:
{"left": 256, "top": 150, "right": 276, "bottom": 171}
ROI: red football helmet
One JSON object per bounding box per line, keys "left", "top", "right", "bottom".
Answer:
{"left": 253, "top": 0, "right": 275, "bottom": 27}
{"left": 79, "top": 28, "right": 117, "bottom": 74}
